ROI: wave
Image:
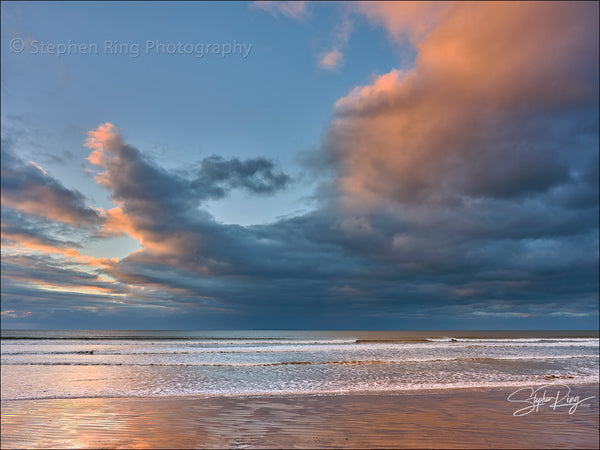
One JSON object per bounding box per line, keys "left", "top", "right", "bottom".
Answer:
{"left": 0, "top": 339, "right": 358, "bottom": 346}
{"left": 3, "top": 345, "right": 599, "bottom": 357}
{"left": 3, "top": 339, "right": 597, "bottom": 356}
{"left": 3, "top": 376, "right": 598, "bottom": 402}
{"left": 2, "top": 350, "right": 98, "bottom": 355}
{"left": 4, "top": 336, "right": 597, "bottom": 344}
{"left": 424, "top": 337, "right": 599, "bottom": 343}
{"left": 3, "top": 354, "right": 597, "bottom": 366}
{"left": 0, "top": 337, "right": 359, "bottom": 343}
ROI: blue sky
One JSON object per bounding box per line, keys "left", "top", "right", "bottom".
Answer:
{"left": 1, "top": 1, "right": 598, "bottom": 330}
{"left": 2, "top": 1, "right": 400, "bottom": 225}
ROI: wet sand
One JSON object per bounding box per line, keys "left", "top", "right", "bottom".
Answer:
{"left": 2, "top": 385, "right": 598, "bottom": 449}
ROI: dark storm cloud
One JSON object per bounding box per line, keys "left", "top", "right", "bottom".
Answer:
{"left": 2, "top": 115, "right": 597, "bottom": 328}
{"left": 87, "top": 120, "right": 597, "bottom": 328}
{"left": 87, "top": 131, "right": 290, "bottom": 214}
{"left": 193, "top": 155, "right": 291, "bottom": 198}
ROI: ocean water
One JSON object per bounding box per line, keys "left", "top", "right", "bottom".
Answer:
{"left": 1, "top": 330, "right": 598, "bottom": 400}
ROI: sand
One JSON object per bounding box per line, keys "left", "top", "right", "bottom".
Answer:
{"left": 1, "top": 384, "right": 598, "bottom": 449}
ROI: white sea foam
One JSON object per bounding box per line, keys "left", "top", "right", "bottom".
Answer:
{"left": 2, "top": 331, "right": 598, "bottom": 400}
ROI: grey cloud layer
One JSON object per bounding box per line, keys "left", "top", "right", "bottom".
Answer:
{"left": 2, "top": 119, "right": 598, "bottom": 328}
{"left": 1, "top": 1, "right": 598, "bottom": 329}
{"left": 90, "top": 125, "right": 597, "bottom": 328}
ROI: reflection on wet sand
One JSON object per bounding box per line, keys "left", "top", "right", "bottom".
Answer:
{"left": 2, "top": 385, "right": 598, "bottom": 449}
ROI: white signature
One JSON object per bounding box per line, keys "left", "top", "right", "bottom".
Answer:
{"left": 507, "top": 384, "right": 596, "bottom": 416}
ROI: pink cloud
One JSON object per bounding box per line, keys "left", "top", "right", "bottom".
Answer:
{"left": 353, "top": 1, "right": 447, "bottom": 45}
{"left": 319, "top": 48, "right": 344, "bottom": 71}
{"left": 328, "top": 1, "right": 598, "bottom": 208}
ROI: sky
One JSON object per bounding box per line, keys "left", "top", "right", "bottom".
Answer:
{"left": 1, "top": 1, "right": 598, "bottom": 330}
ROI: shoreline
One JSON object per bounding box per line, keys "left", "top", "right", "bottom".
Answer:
{"left": 2, "top": 384, "right": 598, "bottom": 449}
{"left": 2, "top": 379, "right": 598, "bottom": 403}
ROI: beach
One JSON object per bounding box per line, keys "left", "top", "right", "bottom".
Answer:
{"left": 2, "top": 330, "right": 598, "bottom": 448}
{"left": 2, "top": 385, "right": 598, "bottom": 449}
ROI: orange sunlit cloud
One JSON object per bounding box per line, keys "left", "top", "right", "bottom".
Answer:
{"left": 29, "top": 161, "right": 47, "bottom": 175}
{"left": 1, "top": 310, "right": 32, "bottom": 318}
{"left": 83, "top": 123, "right": 211, "bottom": 264}
{"left": 353, "top": 1, "right": 446, "bottom": 45}
{"left": 1, "top": 184, "right": 99, "bottom": 227}
{"left": 85, "top": 122, "right": 123, "bottom": 165}
{"left": 27, "top": 281, "right": 126, "bottom": 297}
{"left": 330, "top": 1, "right": 598, "bottom": 209}
{"left": 2, "top": 227, "right": 118, "bottom": 269}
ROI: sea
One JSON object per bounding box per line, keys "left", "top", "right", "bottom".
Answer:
{"left": 1, "top": 330, "right": 598, "bottom": 401}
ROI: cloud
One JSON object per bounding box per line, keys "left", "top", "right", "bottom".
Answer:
{"left": 352, "top": 1, "right": 447, "bottom": 45}
{"left": 2, "top": 119, "right": 597, "bottom": 328}
{"left": 1, "top": 138, "right": 101, "bottom": 227}
{"left": 84, "top": 124, "right": 292, "bottom": 259}
{"left": 86, "top": 123, "right": 290, "bottom": 205}
{"left": 0, "top": 137, "right": 115, "bottom": 271}
{"left": 318, "top": 13, "right": 354, "bottom": 72}
{"left": 319, "top": 48, "right": 344, "bottom": 71}
{"left": 193, "top": 155, "right": 291, "bottom": 197}
{"left": 251, "top": 1, "right": 309, "bottom": 20}
{"left": 1, "top": 252, "right": 120, "bottom": 296}
{"left": 81, "top": 121, "right": 597, "bottom": 327}
{"left": 327, "top": 1, "right": 598, "bottom": 208}
{"left": 1, "top": 310, "right": 32, "bottom": 318}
